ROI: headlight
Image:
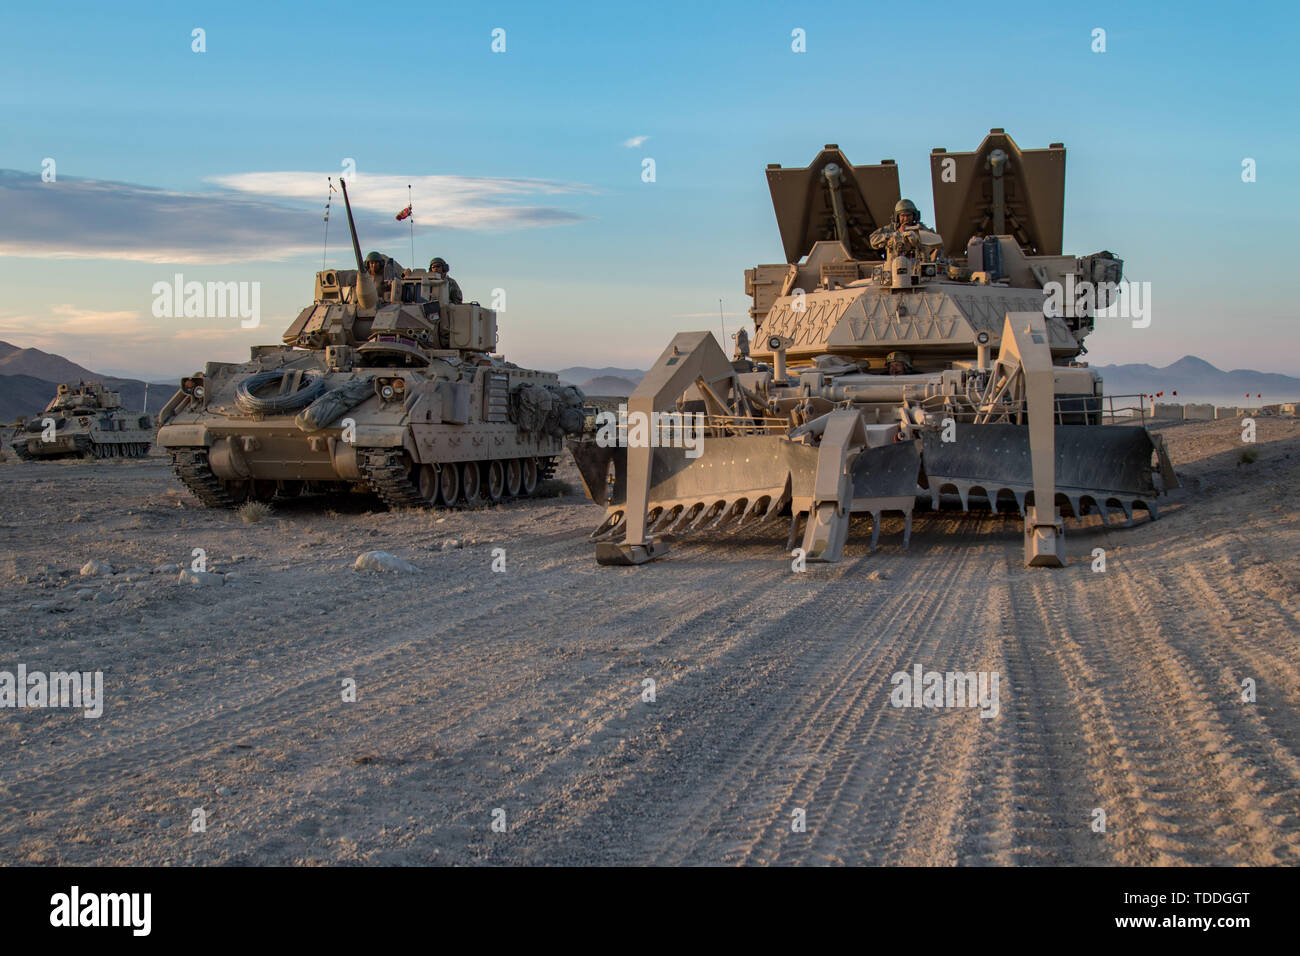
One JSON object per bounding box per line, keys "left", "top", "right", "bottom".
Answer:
{"left": 192, "top": 385, "right": 205, "bottom": 399}
{"left": 380, "top": 385, "right": 395, "bottom": 400}
{"left": 768, "top": 335, "right": 782, "bottom": 350}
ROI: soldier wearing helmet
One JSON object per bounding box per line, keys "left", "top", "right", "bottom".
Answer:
{"left": 364, "top": 250, "right": 392, "bottom": 301}
{"left": 428, "top": 257, "right": 463, "bottom": 305}
{"left": 870, "top": 199, "right": 929, "bottom": 249}
{"left": 870, "top": 199, "right": 944, "bottom": 262}
{"left": 884, "top": 350, "right": 915, "bottom": 376}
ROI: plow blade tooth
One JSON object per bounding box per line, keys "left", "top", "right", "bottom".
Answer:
{"left": 737, "top": 494, "right": 775, "bottom": 528}
{"left": 690, "top": 500, "right": 728, "bottom": 532}
{"left": 710, "top": 498, "right": 748, "bottom": 531}
{"left": 651, "top": 505, "right": 684, "bottom": 534}
{"left": 666, "top": 502, "right": 705, "bottom": 535}
{"left": 866, "top": 509, "right": 913, "bottom": 552}
{"left": 787, "top": 511, "right": 808, "bottom": 552}
{"left": 591, "top": 510, "right": 626, "bottom": 540}
{"left": 847, "top": 441, "right": 921, "bottom": 552}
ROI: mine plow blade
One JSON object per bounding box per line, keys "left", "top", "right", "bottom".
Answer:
{"left": 847, "top": 439, "right": 922, "bottom": 552}
{"left": 577, "top": 436, "right": 817, "bottom": 556}
{"left": 922, "top": 423, "right": 1161, "bottom": 523}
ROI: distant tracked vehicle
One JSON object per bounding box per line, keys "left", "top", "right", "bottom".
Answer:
{"left": 10, "top": 382, "right": 152, "bottom": 460}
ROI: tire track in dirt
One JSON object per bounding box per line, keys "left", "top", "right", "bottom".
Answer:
{"left": 1102, "top": 558, "right": 1300, "bottom": 863}
{"left": 497, "top": 517, "right": 1009, "bottom": 865}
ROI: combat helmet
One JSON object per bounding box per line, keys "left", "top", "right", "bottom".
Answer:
{"left": 894, "top": 199, "right": 920, "bottom": 228}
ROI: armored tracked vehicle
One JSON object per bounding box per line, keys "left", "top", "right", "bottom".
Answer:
{"left": 9, "top": 382, "right": 153, "bottom": 460}
{"left": 157, "top": 180, "right": 583, "bottom": 508}
{"left": 570, "top": 129, "right": 1176, "bottom": 567}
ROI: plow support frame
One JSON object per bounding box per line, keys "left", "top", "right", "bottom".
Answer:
{"left": 600, "top": 331, "right": 735, "bottom": 565}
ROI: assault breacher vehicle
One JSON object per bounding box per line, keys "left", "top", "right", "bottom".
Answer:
{"left": 9, "top": 382, "right": 153, "bottom": 460}
{"left": 157, "top": 180, "right": 583, "bottom": 507}
{"left": 570, "top": 129, "right": 1176, "bottom": 567}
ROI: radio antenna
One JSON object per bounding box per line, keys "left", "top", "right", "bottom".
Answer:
{"left": 322, "top": 177, "right": 336, "bottom": 269}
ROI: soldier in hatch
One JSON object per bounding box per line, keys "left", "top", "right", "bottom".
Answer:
{"left": 364, "top": 251, "right": 391, "bottom": 301}
{"left": 870, "top": 199, "right": 945, "bottom": 262}
{"left": 428, "top": 257, "right": 463, "bottom": 305}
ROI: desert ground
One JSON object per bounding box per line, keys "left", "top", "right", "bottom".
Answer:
{"left": 0, "top": 417, "right": 1297, "bottom": 866}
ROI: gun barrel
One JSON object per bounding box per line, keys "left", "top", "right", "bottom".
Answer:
{"left": 339, "top": 178, "right": 377, "bottom": 310}
{"left": 340, "top": 179, "right": 365, "bottom": 275}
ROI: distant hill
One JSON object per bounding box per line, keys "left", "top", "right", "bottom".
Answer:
{"left": 1092, "top": 355, "right": 1300, "bottom": 404}
{"left": 0, "top": 344, "right": 101, "bottom": 383}
{"left": 556, "top": 366, "right": 647, "bottom": 387}
{"left": 580, "top": 375, "right": 640, "bottom": 397}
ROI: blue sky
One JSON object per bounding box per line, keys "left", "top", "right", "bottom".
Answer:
{"left": 0, "top": 0, "right": 1297, "bottom": 378}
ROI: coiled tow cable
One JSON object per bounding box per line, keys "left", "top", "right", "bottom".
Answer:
{"left": 235, "top": 369, "right": 328, "bottom": 415}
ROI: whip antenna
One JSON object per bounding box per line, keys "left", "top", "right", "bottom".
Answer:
{"left": 322, "top": 177, "right": 336, "bottom": 269}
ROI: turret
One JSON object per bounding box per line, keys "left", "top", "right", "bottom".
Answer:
{"left": 744, "top": 131, "right": 1123, "bottom": 370}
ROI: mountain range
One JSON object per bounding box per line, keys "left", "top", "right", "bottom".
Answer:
{"left": 561, "top": 357, "right": 1300, "bottom": 403}
{"left": 1089, "top": 355, "right": 1300, "bottom": 404}
{"left": 556, "top": 367, "right": 645, "bottom": 397}
{"left": 2, "top": 342, "right": 1296, "bottom": 422}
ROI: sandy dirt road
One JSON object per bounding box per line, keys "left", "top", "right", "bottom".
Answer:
{"left": 0, "top": 418, "right": 1297, "bottom": 865}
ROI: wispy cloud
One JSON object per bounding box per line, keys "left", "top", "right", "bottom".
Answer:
{"left": 0, "top": 305, "right": 262, "bottom": 362}
{"left": 0, "top": 169, "right": 592, "bottom": 265}
{"left": 0, "top": 305, "right": 150, "bottom": 341}
{"left": 623, "top": 135, "right": 651, "bottom": 148}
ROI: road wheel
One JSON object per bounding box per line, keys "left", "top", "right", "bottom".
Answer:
{"left": 485, "top": 460, "right": 505, "bottom": 502}
{"left": 417, "top": 464, "right": 439, "bottom": 503}
{"left": 460, "top": 461, "right": 483, "bottom": 505}
{"left": 437, "top": 463, "right": 460, "bottom": 506}
{"left": 521, "top": 457, "right": 539, "bottom": 496}
{"left": 504, "top": 458, "right": 522, "bottom": 497}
